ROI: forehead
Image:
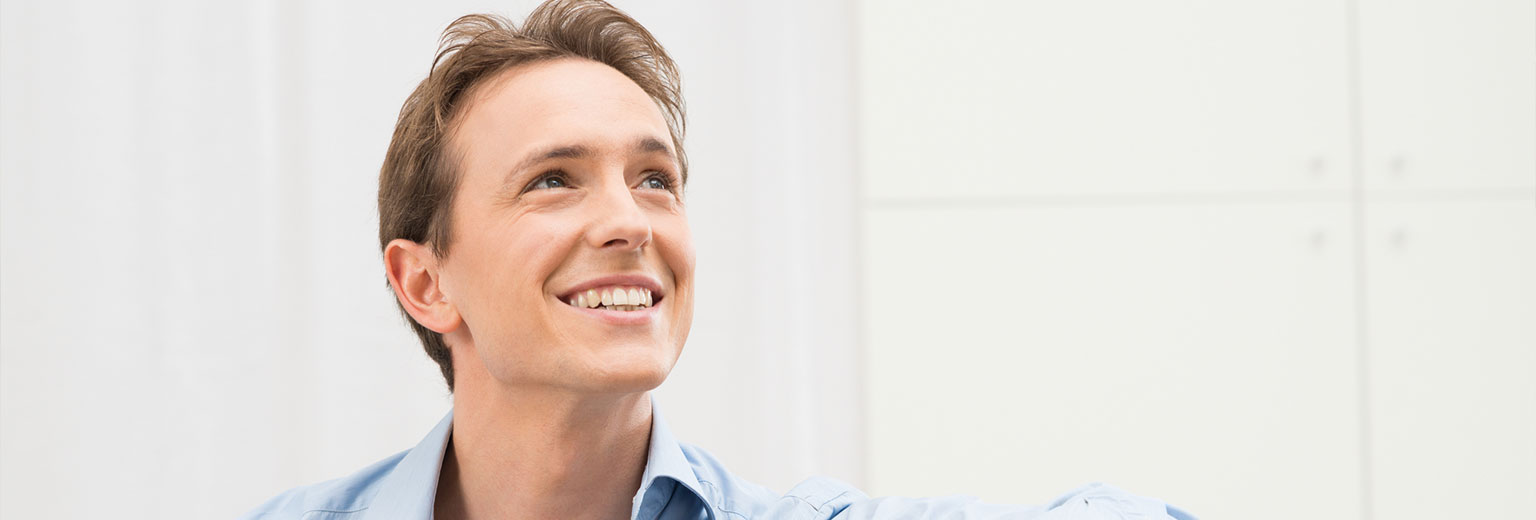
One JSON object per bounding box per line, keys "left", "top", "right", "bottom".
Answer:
{"left": 451, "top": 58, "right": 673, "bottom": 167}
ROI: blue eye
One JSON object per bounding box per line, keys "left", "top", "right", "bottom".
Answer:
{"left": 528, "top": 172, "right": 569, "bottom": 190}
{"left": 640, "top": 172, "right": 672, "bottom": 190}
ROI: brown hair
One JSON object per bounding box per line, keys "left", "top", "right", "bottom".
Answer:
{"left": 378, "top": 0, "right": 687, "bottom": 391}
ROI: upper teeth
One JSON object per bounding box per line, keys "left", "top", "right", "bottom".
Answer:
{"left": 568, "top": 287, "right": 653, "bottom": 310}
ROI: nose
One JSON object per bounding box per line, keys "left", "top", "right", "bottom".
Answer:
{"left": 585, "top": 176, "right": 652, "bottom": 252}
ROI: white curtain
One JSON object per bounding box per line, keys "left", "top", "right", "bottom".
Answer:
{"left": 0, "top": 1, "right": 860, "bottom": 518}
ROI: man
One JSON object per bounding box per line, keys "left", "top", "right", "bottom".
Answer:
{"left": 243, "top": 1, "right": 1193, "bottom": 518}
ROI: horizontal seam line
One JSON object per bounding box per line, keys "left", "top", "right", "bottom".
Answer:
{"left": 865, "top": 189, "right": 1534, "bottom": 209}
{"left": 866, "top": 192, "right": 1351, "bottom": 209}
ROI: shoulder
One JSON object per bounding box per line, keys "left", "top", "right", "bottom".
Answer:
{"left": 1033, "top": 483, "right": 1197, "bottom": 519}
{"left": 236, "top": 449, "right": 409, "bottom": 520}
{"left": 674, "top": 442, "right": 869, "bottom": 519}
{"left": 676, "top": 446, "right": 1192, "bottom": 520}
{"left": 831, "top": 483, "right": 1197, "bottom": 520}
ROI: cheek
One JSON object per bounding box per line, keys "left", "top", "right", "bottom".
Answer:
{"left": 653, "top": 214, "right": 695, "bottom": 332}
{"left": 655, "top": 215, "right": 695, "bottom": 284}
{"left": 499, "top": 217, "right": 586, "bottom": 309}
{"left": 456, "top": 214, "right": 584, "bottom": 322}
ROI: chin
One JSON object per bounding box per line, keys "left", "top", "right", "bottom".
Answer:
{"left": 564, "top": 363, "right": 669, "bottom": 396}
{"left": 569, "top": 340, "right": 678, "bottom": 394}
{"left": 594, "top": 369, "right": 670, "bottom": 394}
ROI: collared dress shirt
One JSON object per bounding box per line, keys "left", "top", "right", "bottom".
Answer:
{"left": 241, "top": 403, "right": 1195, "bottom": 519}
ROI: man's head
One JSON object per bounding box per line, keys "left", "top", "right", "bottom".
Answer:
{"left": 378, "top": 0, "right": 692, "bottom": 393}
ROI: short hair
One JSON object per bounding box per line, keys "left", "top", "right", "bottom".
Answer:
{"left": 377, "top": 0, "right": 687, "bottom": 391}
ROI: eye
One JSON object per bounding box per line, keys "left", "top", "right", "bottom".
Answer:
{"left": 639, "top": 171, "right": 674, "bottom": 190}
{"left": 526, "top": 171, "right": 570, "bottom": 191}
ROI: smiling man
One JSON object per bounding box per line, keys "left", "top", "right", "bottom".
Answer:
{"left": 242, "top": 1, "right": 1192, "bottom": 519}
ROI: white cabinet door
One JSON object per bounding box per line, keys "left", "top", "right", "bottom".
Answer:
{"left": 862, "top": 203, "right": 1360, "bottom": 520}
{"left": 1367, "top": 199, "right": 1536, "bottom": 519}
{"left": 1359, "top": 0, "right": 1536, "bottom": 191}
{"left": 858, "top": 0, "right": 1353, "bottom": 200}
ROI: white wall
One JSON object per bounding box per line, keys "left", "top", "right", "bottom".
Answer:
{"left": 857, "top": 1, "right": 1534, "bottom": 520}
{"left": 1, "top": 1, "right": 1531, "bottom": 519}
{"left": 1358, "top": 1, "right": 1536, "bottom": 517}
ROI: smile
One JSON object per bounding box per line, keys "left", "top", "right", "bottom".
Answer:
{"left": 565, "top": 286, "right": 655, "bottom": 312}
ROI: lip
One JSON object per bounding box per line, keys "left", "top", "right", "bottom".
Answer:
{"left": 562, "top": 299, "right": 661, "bottom": 326}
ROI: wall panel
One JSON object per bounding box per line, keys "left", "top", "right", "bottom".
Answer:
{"left": 1366, "top": 198, "right": 1536, "bottom": 519}
{"left": 863, "top": 203, "right": 1360, "bottom": 519}
{"left": 1359, "top": 0, "right": 1536, "bottom": 192}
{"left": 858, "top": 0, "right": 1354, "bottom": 200}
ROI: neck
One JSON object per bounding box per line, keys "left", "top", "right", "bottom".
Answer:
{"left": 435, "top": 372, "right": 653, "bottom": 520}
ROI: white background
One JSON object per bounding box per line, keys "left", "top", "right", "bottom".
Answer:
{"left": 1, "top": 1, "right": 1531, "bottom": 519}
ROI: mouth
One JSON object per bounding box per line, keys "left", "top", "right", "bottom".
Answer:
{"left": 556, "top": 275, "right": 665, "bottom": 313}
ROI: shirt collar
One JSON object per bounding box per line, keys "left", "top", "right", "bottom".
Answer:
{"left": 361, "top": 409, "right": 453, "bottom": 520}
{"left": 633, "top": 399, "right": 715, "bottom": 520}
{"left": 361, "top": 397, "right": 713, "bottom": 520}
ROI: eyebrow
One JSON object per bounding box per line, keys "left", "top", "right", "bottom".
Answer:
{"left": 506, "top": 136, "right": 675, "bottom": 186}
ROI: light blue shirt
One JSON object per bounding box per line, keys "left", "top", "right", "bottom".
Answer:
{"left": 241, "top": 403, "right": 1194, "bottom": 519}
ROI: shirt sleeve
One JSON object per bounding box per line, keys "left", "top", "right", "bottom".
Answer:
{"left": 799, "top": 481, "right": 1195, "bottom": 520}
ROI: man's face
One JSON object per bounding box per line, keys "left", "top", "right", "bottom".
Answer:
{"left": 437, "top": 58, "right": 694, "bottom": 394}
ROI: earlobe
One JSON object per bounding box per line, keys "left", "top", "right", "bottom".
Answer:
{"left": 383, "top": 239, "right": 462, "bottom": 334}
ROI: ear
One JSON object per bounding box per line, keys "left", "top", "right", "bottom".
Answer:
{"left": 384, "top": 239, "right": 462, "bottom": 334}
